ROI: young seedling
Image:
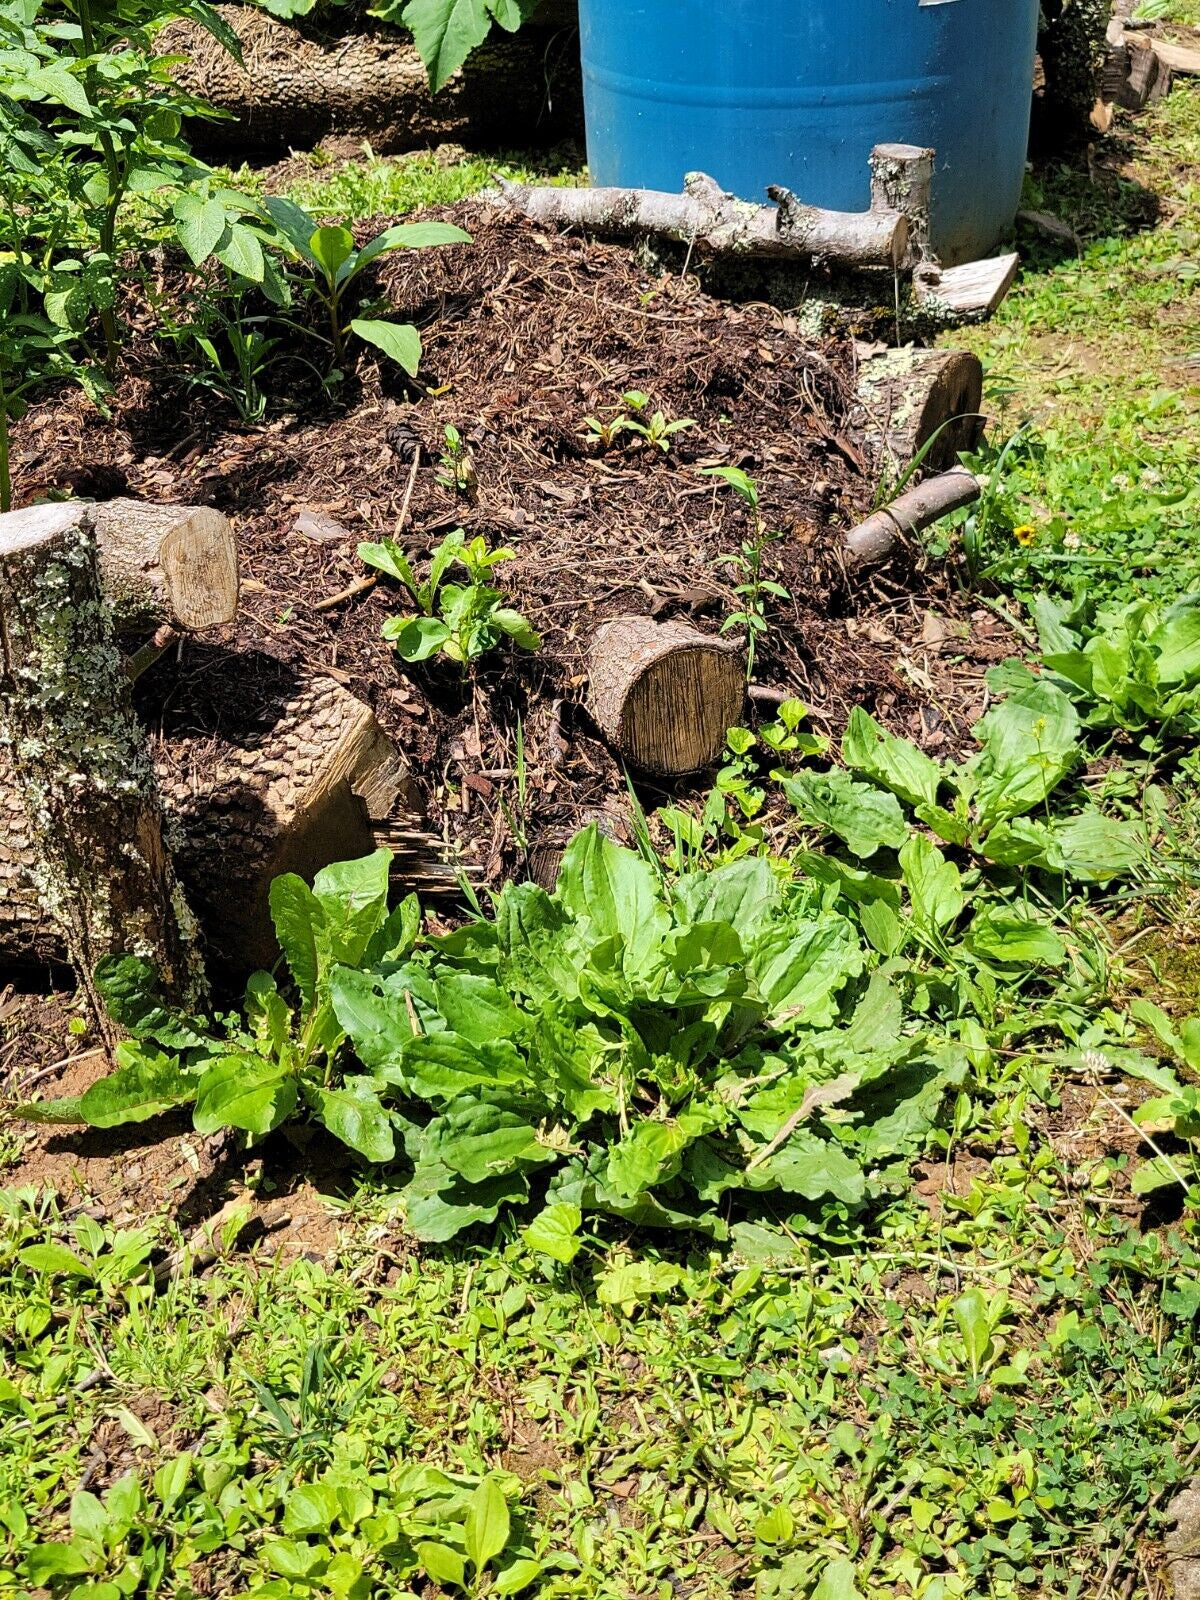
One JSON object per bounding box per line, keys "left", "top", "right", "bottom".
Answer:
{"left": 263, "top": 197, "right": 470, "bottom": 374}
{"left": 359, "top": 528, "right": 540, "bottom": 671}
{"left": 704, "top": 466, "right": 790, "bottom": 681}
{"left": 582, "top": 390, "right": 697, "bottom": 454}
{"left": 436, "top": 423, "right": 478, "bottom": 498}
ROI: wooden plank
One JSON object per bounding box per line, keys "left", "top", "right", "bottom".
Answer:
{"left": 913, "top": 253, "right": 1020, "bottom": 320}
{"left": 1151, "top": 37, "right": 1200, "bottom": 76}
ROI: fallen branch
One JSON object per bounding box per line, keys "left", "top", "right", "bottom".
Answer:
{"left": 489, "top": 170, "right": 910, "bottom": 270}
{"left": 844, "top": 468, "right": 981, "bottom": 569}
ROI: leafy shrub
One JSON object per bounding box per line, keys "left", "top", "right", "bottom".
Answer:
{"left": 25, "top": 852, "right": 419, "bottom": 1164}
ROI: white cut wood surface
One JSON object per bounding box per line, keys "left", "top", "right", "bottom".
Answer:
{"left": 914, "top": 253, "right": 1020, "bottom": 318}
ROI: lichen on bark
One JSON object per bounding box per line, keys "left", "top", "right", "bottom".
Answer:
{"left": 0, "top": 508, "right": 206, "bottom": 1031}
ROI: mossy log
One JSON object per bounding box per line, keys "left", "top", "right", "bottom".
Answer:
{"left": 0, "top": 505, "right": 206, "bottom": 1030}
{"left": 851, "top": 348, "right": 984, "bottom": 480}
{"left": 0, "top": 676, "right": 453, "bottom": 977}
{"left": 164, "top": 2, "right": 582, "bottom": 155}
{"left": 587, "top": 615, "right": 745, "bottom": 776}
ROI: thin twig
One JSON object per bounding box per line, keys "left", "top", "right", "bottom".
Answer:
{"left": 312, "top": 574, "right": 377, "bottom": 613}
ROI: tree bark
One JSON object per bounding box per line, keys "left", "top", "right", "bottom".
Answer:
{"left": 869, "top": 144, "right": 934, "bottom": 265}
{"left": 0, "top": 676, "right": 453, "bottom": 976}
{"left": 587, "top": 615, "right": 745, "bottom": 776}
{"left": 90, "top": 500, "right": 239, "bottom": 634}
{"left": 0, "top": 505, "right": 206, "bottom": 1031}
{"left": 844, "top": 467, "right": 981, "bottom": 569}
{"left": 489, "top": 171, "right": 910, "bottom": 270}
{"left": 851, "top": 348, "right": 984, "bottom": 481}
{"left": 163, "top": 4, "right": 582, "bottom": 156}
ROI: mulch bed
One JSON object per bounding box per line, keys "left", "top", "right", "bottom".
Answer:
{"left": 9, "top": 202, "right": 1014, "bottom": 901}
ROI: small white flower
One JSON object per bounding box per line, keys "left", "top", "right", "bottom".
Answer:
{"left": 1063, "top": 531, "right": 1082, "bottom": 551}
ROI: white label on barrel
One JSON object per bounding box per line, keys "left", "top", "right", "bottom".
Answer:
{"left": 918, "top": 0, "right": 963, "bottom": 6}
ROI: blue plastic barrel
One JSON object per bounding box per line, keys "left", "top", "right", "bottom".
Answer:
{"left": 577, "top": 0, "right": 1039, "bottom": 266}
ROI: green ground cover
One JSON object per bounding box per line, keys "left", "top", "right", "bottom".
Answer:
{"left": 6, "top": 30, "right": 1200, "bottom": 1600}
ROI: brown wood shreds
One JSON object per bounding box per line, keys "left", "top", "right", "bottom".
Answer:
{"left": 0, "top": 676, "right": 443, "bottom": 976}
{"left": 0, "top": 505, "right": 206, "bottom": 1027}
{"left": 588, "top": 615, "right": 745, "bottom": 775}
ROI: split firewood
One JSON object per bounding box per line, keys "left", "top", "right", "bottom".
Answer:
{"left": 913, "top": 254, "right": 1020, "bottom": 321}
{"left": 587, "top": 615, "right": 745, "bottom": 776}
{"left": 1150, "top": 37, "right": 1200, "bottom": 77}
{"left": 0, "top": 677, "right": 454, "bottom": 977}
{"left": 489, "top": 170, "right": 910, "bottom": 270}
{"left": 844, "top": 467, "right": 981, "bottom": 569}
{"left": 0, "top": 505, "right": 206, "bottom": 1030}
{"left": 851, "top": 348, "right": 984, "bottom": 480}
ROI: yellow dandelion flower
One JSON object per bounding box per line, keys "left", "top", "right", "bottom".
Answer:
{"left": 1012, "top": 524, "right": 1037, "bottom": 548}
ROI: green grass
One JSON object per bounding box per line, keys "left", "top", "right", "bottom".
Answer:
{"left": 3, "top": 1139, "right": 1200, "bottom": 1600}
{"left": 255, "top": 142, "right": 586, "bottom": 218}
{"left": 946, "top": 87, "right": 1200, "bottom": 607}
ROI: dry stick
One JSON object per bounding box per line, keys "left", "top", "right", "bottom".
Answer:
{"left": 313, "top": 573, "right": 377, "bottom": 613}
{"left": 313, "top": 448, "right": 420, "bottom": 613}
{"left": 14, "top": 1047, "right": 105, "bottom": 1095}
{"left": 844, "top": 467, "right": 982, "bottom": 569}
{"left": 489, "top": 170, "right": 910, "bottom": 270}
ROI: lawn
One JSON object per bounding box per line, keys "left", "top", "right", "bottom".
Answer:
{"left": 4, "top": 17, "right": 1200, "bottom": 1600}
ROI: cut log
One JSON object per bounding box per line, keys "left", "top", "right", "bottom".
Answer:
{"left": 869, "top": 143, "right": 934, "bottom": 265}
{"left": 1151, "top": 37, "right": 1200, "bottom": 76}
{"left": 851, "top": 348, "right": 984, "bottom": 480}
{"left": 913, "top": 254, "right": 1020, "bottom": 321}
{"left": 0, "top": 499, "right": 238, "bottom": 635}
{"left": 0, "top": 676, "right": 456, "bottom": 976}
{"left": 0, "top": 504, "right": 206, "bottom": 1030}
{"left": 1125, "top": 35, "right": 1173, "bottom": 105}
{"left": 90, "top": 500, "right": 238, "bottom": 633}
{"left": 489, "top": 171, "right": 910, "bottom": 270}
{"left": 844, "top": 467, "right": 981, "bottom": 569}
{"left": 587, "top": 615, "right": 745, "bottom": 776}
{"left": 163, "top": 2, "right": 582, "bottom": 156}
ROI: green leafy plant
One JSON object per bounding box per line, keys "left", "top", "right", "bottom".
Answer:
{"left": 436, "top": 423, "right": 478, "bottom": 497}
{"left": 359, "top": 528, "right": 540, "bottom": 670}
{"left": 380, "top": 0, "right": 544, "bottom": 94}
{"left": 1031, "top": 590, "right": 1200, "bottom": 741}
{"left": 583, "top": 390, "right": 696, "bottom": 454}
{"left": 705, "top": 466, "right": 791, "bottom": 681}
{"left": 0, "top": 0, "right": 253, "bottom": 368}
{"left": 263, "top": 197, "right": 470, "bottom": 373}
{"left": 23, "top": 852, "right": 418, "bottom": 1162}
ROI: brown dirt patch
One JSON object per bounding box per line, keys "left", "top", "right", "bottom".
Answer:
{"left": 10, "top": 205, "right": 1007, "bottom": 895}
